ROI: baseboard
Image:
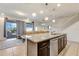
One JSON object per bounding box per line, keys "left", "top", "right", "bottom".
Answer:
{"left": 68, "top": 40, "right": 79, "bottom": 44}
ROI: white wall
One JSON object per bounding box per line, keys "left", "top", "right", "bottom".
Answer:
{"left": 51, "top": 26, "right": 62, "bottom": 33}
{"left": 62, "top": 21, "right": 79, "bottom": 42}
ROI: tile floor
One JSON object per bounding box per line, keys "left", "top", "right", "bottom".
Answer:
{"left": 0, "top": 40, "right": 79, "bottom": 56}
{"left": 59, "top": 41, "right": 79, "bottom": 56}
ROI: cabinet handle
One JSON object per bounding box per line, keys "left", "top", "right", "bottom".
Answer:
{"left": 39, "top": 45, "right": 49, "bottom": 49}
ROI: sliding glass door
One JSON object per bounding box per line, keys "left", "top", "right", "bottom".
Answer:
{"left": 4, "top": 20, "right": 17, "bottom": 38}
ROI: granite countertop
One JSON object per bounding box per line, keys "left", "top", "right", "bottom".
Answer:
{"left": 23, "top": 33, "right": 65, "bottom": 43}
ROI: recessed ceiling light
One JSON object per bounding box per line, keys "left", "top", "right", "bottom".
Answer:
{"left": 15, "top": 11, "right": 25, "bottom": 16}
{"left": 44, "top": 17, "right": 49, "bottom": 21}
{"left": 57, "top": 3, "right": 61, "bottom": 7}
{"left": 32, "top": 13, "right": 37, "bottom": 17}
{"left": 40, "top": 10, "right": 44, "bottom": 14}
{"left": 52, "top": 19, "right": 55, "bottom": 23}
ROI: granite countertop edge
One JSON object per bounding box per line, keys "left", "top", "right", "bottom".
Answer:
{"left": 27, "top": 34, "right": 66, "bottom": 43}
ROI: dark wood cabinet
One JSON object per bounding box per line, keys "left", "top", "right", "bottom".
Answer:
{"left": 27, "top": 34, "right": 67, "bottom": 56}
{"left": 58, "top": 37, "right": 63, "bottom": 54}
{"left": 38, "top": 34, "right": 67, "bottom": 55}
{"left": 58, "top": 34, "right": 67, "bottom": 54}
{"left": 63, "top": 34, "right": 67, "bottom": 48}
{"left": 38, "top": 40, "right": 50, "bottom": 56}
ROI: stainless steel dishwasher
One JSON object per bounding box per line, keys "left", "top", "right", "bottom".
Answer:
{"left": 50, "top": 38, "right": 58, "bottom": 56}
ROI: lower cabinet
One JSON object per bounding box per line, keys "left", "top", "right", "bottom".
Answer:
{"left": 58, "top": 34, "right": 67, "bottom": 54}
{"left": 38, "top": 34, "right": 67, "bottom": 56}
{"left": 58, "top": 36, "right": 63, "bottom": 54}
{"left": 63, "top": 34, "right": 67, "bottom": 48}
{"left": 27, "top": 34, "right": 67, "bottom": 56}
{"left": 38, "top": 40, "right": 50, "bottom": 56}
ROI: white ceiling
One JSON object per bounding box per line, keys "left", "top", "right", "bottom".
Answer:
{"left": 0, "top": 3, "right": 79, "bottom": 28}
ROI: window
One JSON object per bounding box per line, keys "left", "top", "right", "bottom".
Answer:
{"left": 26, "top": 22, "right": 34, "bottom": 32}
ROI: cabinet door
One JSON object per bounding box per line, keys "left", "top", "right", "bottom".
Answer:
{"left": 38, "top": 45, "right": 50, "bottom": 56}
{"left": 38, "top": 40, "right": 50, "bottom": 56}
{"left": 63, "top": 35, "right": 67, "bottom": 48}
{"left": 58, "top": 37, "right": 63, "bottom": 54}
{"left": 50, "top": 38, "right": 58, "bottom": 56}
{"left": 58, "top": 35, "right": 67, "bottom": 54}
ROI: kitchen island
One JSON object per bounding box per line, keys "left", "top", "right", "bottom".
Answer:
{"left": 25, "top": 33, "right": 67, "bottom": 56}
